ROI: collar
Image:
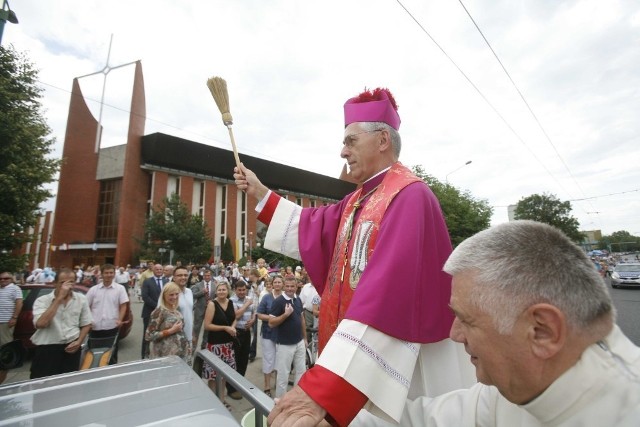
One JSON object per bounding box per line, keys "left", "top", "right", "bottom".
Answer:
{"left": 365, "top": 166, "right": 391, "bottom": 183}
{"left": 362, "top": 166, "right": 390, "bottom": 193}
{"left": 98, "top": 281, "right": 116, "bottom": 288}
{"left": 521, "top": 325, "right": 626, "bottom": 423}
{"left": 283, "top": 293, "right": 296, "bottom": 301}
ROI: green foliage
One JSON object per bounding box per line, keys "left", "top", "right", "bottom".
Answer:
{"left": 412, "top": 165, "right": 493, "bottom": 246}
{"left": 598, "top": 231, "right": 640, "bottom": 252}
{"left": 514, "top": 193, "right": 584, "bottom": 243}
{"left": 221, "top": 236, "right": 235, "bottom": 263}
{"left": 247, "top": 226, "right": 298, "bottom": 268}
{"left": 0, "top": 45, "right": 60, "bottom": 272}
{"left": 140, "top": 194, "right": 213, "bottom": 264}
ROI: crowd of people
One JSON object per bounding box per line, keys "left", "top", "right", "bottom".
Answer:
{"left": 132, "top": 258, "right": 321, "bottom": 409}
{"left": 3, "top": 259, "right": 323, "bottom": 404}
{"left": 2, "top": 259, "right": 321, "bottom": 392}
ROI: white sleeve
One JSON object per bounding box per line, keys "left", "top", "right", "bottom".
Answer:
{"left": 263, "top": 196, "right": 302, "bottom": 261}
{"left": 317, "top": 319, "right": 420, "bottom": 423}
{"left": 350, "top": 384, "right": 489, "bottom": 427}
{"left": 319, "top": 319, "right": 480, "bottom": 424}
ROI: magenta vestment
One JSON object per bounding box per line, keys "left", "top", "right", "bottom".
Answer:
{"left": 298, "top": 165, "right": 454, "bottom": 344}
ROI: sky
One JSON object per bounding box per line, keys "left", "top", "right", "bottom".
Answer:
{"left": 4, "top": 0, "right": 639, "bottom": 236}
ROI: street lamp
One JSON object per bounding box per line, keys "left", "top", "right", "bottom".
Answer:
{"left": 158, "top": 248, "right": 167, "bottom": 264}
{"left": 0, "top": 0, "right": 19, "bottom": 45}
{"left": 445, "top": 160, "right": 472, "bottom": 183}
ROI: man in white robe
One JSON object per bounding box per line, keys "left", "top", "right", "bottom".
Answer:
{"left": 352, "top": 220, "right": 640, "bottom": 427}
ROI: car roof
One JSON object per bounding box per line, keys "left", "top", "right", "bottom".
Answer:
{"left": 0, "top": 357, "right": 239, "bottom": 426}
{"left": 615, "top": 263, "right": 640, "bottom": 268}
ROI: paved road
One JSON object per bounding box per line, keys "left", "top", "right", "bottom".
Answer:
{"left": 607, "top": 276, "right": 640, "bottom": 345}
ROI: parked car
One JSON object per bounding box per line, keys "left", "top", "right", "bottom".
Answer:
{"left": 611, "top": 263, "right": 640, "bottom": 288}
{"left": 13, "top": 283, "right": 134, "bottom": 351}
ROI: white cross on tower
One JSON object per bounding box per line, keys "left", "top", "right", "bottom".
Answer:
{"left": 76, "top": 34, "right": 138, "bottom": 153}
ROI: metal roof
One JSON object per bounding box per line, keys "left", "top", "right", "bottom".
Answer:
{"left": 140, "top": 133, "right": 355, "bottom": 201}
{"left": 0, "top": 356, "right": 240, "bottom": 426}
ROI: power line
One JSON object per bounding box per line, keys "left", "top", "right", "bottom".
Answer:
{"left": 567, "top": 188, "right": 639, "bottom": 202}
{"left": 456, "top": 0, "right": 599, "bottom": 214}
{"left": 38, "top": 79, "right": 315, "bottom": 172}
{"left": 394, "top": 1, "right": 586, "bottom": 212}
{"left": 492, "top": 188, "right": 639, "bottom": 208}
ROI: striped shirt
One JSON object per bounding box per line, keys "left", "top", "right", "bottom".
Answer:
{"left": 230, "top": 295, "right": 255, "bottom": 330}
{"left": 0, "top": 283, "right": 22, "bottom": 322}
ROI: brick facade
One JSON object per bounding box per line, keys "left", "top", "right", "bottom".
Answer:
{"left": 49, "top": 77, "right": 101, "bottom": 268}
{"left": 115, "top": 62, "right": 149, "bottom": 267}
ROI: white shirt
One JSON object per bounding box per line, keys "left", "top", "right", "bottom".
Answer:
{"left": 115, "top": 271, "right": 130, "bottom": 285}
{"left": 31, "top": 291, "right": 92, "bottom": 345}
{"left": 178, "top": 287, "right": 194, "bottom": 341}
{"left": 86, "top": 282, "right": 129, "bottom": 330}
{"left": 299, "top": 283, "right": 319, "bottom": 311}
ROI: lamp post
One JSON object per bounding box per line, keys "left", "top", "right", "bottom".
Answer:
{"left": 0, "top": 0, "right": 19, "bottom": 45}
{"left": 445, "top": 160, "right": 472, "bottom": 183}
{"left": 158, "top": 248, "right": 167, "bottom": 264}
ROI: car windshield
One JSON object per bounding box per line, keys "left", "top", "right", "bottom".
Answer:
{"left": 615, "top": 264, "right": 640, "bottom": 272}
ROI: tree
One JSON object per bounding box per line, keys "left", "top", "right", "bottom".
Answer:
{"left": 514, "top": 193, "right": 584, "bottom": 242}
{"left": 140, "top": 194, "right": 213, "bottom": 264}
{"left": 412, "top": 165, "right": 493, "bottom": 246}
{"left": 221, "top": 236, "right": 235, "bottom": 263}
{"left": 0, "top": 46, "right": 60, "bottom": 272}
{"left": 599, "top": 231, "right": 640, "bottom": 252}
{"left": 246, "top": 235, "right": 299, "bottom": 270}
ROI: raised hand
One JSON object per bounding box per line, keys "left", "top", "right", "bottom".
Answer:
{"left": 234, "top": 163, "right": 269, "bottom": 201}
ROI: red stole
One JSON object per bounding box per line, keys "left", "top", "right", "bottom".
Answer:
{"left": 318, "top": 163, "right": 420, "bottom": 352}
